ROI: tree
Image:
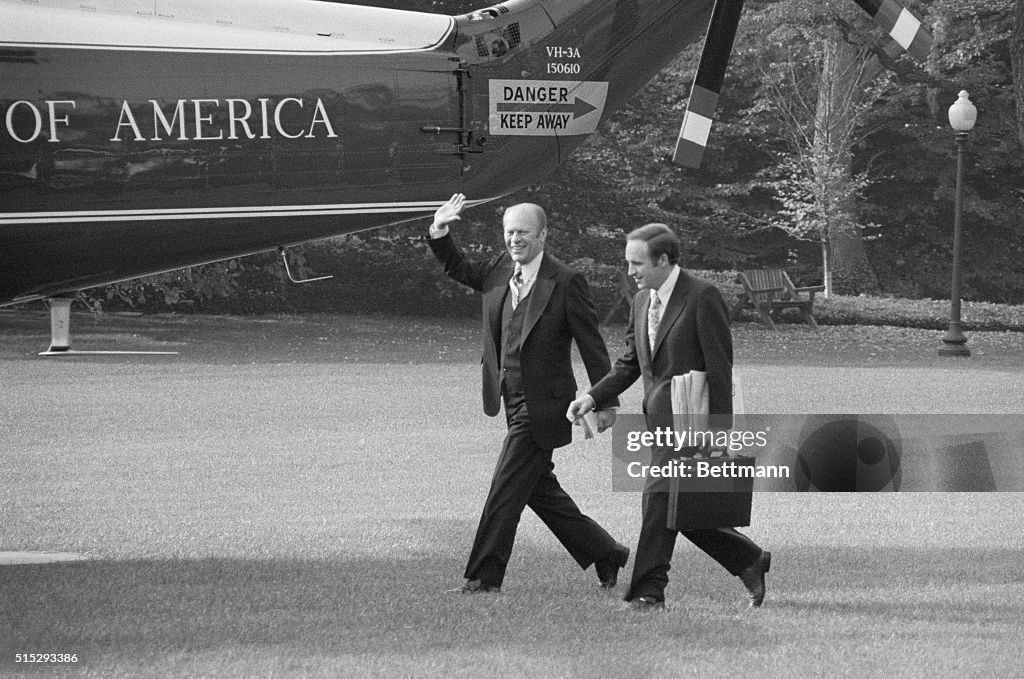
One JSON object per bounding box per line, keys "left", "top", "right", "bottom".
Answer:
{"left": 1013, "top": 0, "right": 1024, "bottom": 147}
{"left": 758, "top": 20, "right": 887, "bottom": 296}
{"left": 861, "top": 0, "right": 1024, "bottom": 302}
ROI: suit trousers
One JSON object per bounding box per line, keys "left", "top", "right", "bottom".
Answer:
{"left": 625, "top": 447, "right": 762, "bottom": 602}
{"left": 464, "top": 389, "right": 619, "bottom": 587}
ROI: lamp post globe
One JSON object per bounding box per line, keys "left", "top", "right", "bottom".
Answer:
{"left": 947, "top": 90, "right": 977, "bottom": 132}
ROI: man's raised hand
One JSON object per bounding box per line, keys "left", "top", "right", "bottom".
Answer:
{"left": 432, "top": 193, "right": 466, "bottom": 231}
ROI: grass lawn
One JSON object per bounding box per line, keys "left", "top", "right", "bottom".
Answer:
{"left": 2, "top": 311, "right": 1023, "bottom": 678}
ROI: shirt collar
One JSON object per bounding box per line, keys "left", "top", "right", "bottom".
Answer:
{"left": 651, "top": 264, "right": 681, "bottom": 306}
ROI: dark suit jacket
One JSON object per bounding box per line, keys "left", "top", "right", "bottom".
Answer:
{"left": 429, "top": 234, "right": 616, "bottom": 450}
{"left": 589, "top": 270, "right": 733, "bottom": 430}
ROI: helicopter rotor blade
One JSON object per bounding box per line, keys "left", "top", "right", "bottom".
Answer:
{"left": 671, "top": 0, "right": 745, "bottom": 168}
{"left": 851, "top": 0, "right": 932, "bottom": 63}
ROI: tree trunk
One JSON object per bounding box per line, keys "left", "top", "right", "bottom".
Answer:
{"left": 814, "top": 36, "right": 880, "bottom": 295}
{"left": 1013, "top": 0, "right": 1024, "bottom": 148}
{"left": 829, "top": 222, "right": 879, "bottom": 295}
{"left": 926, "top": 11, "right": 949, "bottom": 120}
{"left": 821, "top": 237, "right": 832, "bottom": 297}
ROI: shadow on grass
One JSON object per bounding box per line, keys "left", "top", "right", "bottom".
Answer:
{"left": 5, "top": 544, "right": 1024, "bottom": 663}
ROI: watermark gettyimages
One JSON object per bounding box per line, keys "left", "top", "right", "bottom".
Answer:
{"left": 609, "top": 414, "right": 1024, "bottom": 492}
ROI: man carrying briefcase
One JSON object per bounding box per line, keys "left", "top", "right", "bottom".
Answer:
{"left": 567, "top": 223, "right": 771, "bottom": 610}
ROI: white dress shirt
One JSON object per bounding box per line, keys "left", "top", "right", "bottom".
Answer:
{"left": 513, "top": 252, "right": 543, "bottom": 302}
{"left": 651, "top": 264, "right": 682, "bottom": 312}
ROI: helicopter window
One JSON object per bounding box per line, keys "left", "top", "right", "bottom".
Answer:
{"left": 474, "top": 22, "right": 521, "bottom": 58}
{"left": 504, "top": 22, "right": 521, "bottom": 46}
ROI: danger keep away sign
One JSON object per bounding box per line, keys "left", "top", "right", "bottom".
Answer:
{"left": 488, "top": 80, "right": 608, "bottom": 136}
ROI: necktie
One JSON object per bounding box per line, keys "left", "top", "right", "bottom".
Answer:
{"left": 510, "top": 263, "right": 524, "bottom": 310}
{"left": 648, "top": 292, "right": 662, "bottom": 352}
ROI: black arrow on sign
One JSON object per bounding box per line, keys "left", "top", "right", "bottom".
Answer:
{"left": 495, "top": 97, "right": 597, "bottom": 119}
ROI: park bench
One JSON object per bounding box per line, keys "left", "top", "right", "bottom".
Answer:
{"left": 731, "top": 269, "right": 825, "bottom": 330}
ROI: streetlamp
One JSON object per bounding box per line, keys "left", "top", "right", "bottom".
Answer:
{"left": 938, "top": 90, "right": 976, "bottom": 357}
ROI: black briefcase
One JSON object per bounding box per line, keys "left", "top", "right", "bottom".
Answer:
{"left": 667, "top": 455, "right": 754, "bottom": 530}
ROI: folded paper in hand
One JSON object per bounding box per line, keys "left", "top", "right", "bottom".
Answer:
{"left": 580, "top": 410, "right": 598, "bottom": 439}
{"left": 670, "top": 371, "right": 745, "bottom": 430}
{"left": 575, "top": 389, "right": 600, "bottom": 439}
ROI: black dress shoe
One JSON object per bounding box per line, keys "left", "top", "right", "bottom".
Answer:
{"left": 623, "top": 596, "right": 666, "bottom": 611}
{"left": 595, "top": 543, "right": 630, "bottom": 589}
{"left": 447, "top": 579, "right": 501, "bottom": 594}
{"left": 739, "top": 550, "right": 771, "bottom": 607}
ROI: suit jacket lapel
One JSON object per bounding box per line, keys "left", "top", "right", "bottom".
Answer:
{"left": 485, "top": 258, "right": 513, "bottom": 346}
{"left": 651, "top": 272, "right": 690, "bottom": 359}
{"left": 637, "top": 292, "right": 652, "bottom": 368}
{"left": 520, "top": 255, "right": 556, "bottom": 345}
